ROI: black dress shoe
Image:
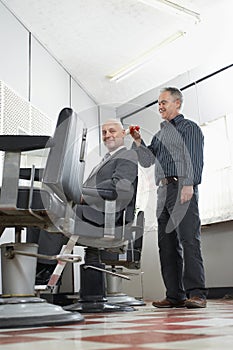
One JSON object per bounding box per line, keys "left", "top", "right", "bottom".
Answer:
{"left": 185, "top": 296, "right": 207, "bottom": 308}
{"left": 152, "top": 298, "right": 186, "bottom": 308}
{"left": 35, "top": 268, "right": 53, "bottom": 285}
{"left": 35, "top": 264, "right": 56, "bottom": 285}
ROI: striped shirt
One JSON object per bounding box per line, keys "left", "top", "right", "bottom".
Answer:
{"left": 135, "top": 114, "right": 204, "bottom": 186}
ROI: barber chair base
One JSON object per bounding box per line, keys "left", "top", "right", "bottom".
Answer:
{"left": 72, "top": 260, "right": 135, "bottom": 313}
{"left": 106, "top": 293, "right": 146, "bottom": 306}
{"left": 105, "top": 268, "right": 145, "bottom": 306}
{"left": 64, "top": 300, "right": 135, "bottom": 313}
{"left": 0, "top": 296, "right": 84, "bottom": 328}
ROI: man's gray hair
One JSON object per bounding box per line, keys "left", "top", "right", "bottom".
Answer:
{"left": 160, "top": 87, "right": 183, "bottom": 107}
{"left": 102, "top": 119, "right": 124, "bottom": 129}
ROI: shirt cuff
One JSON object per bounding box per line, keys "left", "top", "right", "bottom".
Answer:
{"left": 182, "top": 178, "right": 194, "bottom": 186}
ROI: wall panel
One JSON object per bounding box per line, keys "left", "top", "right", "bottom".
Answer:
{"left": 0, "top": 2, "right": 29, "bottom": 99}
{"left": 197, "top": 66, "right": 233, "bottom": 124}
{"left": 30, "top": 37, "right": 70, "bottom": 121}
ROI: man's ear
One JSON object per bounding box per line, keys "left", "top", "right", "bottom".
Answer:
{"left": 175, "top": 99, "right": 181, "bottom": 110}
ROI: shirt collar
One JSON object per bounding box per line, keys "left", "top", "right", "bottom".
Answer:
{"left": 161, "top": 114, "right": 184, "bottom": 128}
{"left": 170, "top": 114, "right": 184, "bottom": 125}
{"left": 109, "top": 145, "right": 126, "bottom": 156}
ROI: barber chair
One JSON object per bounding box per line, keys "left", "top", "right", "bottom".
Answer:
{"left": 33, "top": 182, "right": 143, "bottom": 314}
{"left": 0, "top": 108, "right": 87, "bottom": 327}
{"left": 100, "top": 210, "right": 146, "bottom": 306}
{"left": 64, "top": 177, "right": 140, "bottom": 313}
{"left": 0, "top": 107, "right": 142, "bottom": 320}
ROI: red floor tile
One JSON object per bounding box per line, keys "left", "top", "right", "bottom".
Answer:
{"left": 78, "top": 331, "right": 215, "bottom": 345}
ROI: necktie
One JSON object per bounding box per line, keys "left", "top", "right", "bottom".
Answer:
{"left": 101, "top": 152, "right": 111, "bottom": 163}
{"left": 88, "top": 152, "right": 111, "bottom": 178}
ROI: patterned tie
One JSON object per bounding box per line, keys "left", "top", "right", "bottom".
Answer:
{"left": 101, "top": 152, "right": 111, "bottom": 163}
{"left": 87, "top": 152, "right": 111, "bottom": 178}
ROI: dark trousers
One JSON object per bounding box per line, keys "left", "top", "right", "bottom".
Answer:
{"left": 156, "top": 182, "right": 207, "bottom": 302}
{"left": 27, "top": 228, "right": 67, "bottom": 265}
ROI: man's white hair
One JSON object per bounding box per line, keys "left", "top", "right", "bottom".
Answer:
{"left": 102, "top": 119, "right": 124, "bottom": 129}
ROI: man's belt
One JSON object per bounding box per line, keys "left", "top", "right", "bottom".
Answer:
{"left": 159, "top": 176, "right": 178, "bottom": 186}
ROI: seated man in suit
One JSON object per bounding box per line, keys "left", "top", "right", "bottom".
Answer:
{"left": 27, "top": 119, "right": 138, "bottom": 284}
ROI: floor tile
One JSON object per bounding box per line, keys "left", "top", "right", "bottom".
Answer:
{"left": 0, "top": 299, "right": 232, "bottom": 350}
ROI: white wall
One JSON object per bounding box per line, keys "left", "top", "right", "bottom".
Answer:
{"left": 30, "top": 37, "right": 70, "bottom": 121}
{"left": 0, "top": 2, "right": 29, "bottom": 100}
{"left": 201, "top": 222, "right": 233, "bottom": 289}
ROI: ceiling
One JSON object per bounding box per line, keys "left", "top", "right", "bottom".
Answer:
{"left": 1, "top": 0, "right": 232, "bottom": 106}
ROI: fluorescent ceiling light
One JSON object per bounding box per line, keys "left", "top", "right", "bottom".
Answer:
{"left": 139, "top": 0, "right": 201, "bottom": 23}
{"left": 106, "top": 31, "right": 185, "bottom": 82}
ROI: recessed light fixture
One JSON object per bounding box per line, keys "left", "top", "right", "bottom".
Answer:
{"left": 139, "top": 0, "right": 200, "bottom": 23}
{"left": 106, "top": 31, "right": 186, "bottom": 82}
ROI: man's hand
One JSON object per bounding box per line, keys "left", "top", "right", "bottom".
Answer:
{"left": 180, "top": 185, "right": 193, "bottom": 204}
{"left": 129, "top": 125, "right": 141, "bottom": 146}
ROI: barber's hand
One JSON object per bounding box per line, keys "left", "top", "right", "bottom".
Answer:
{"left": 129, "top": 125, "right": 141, "bottom": 146}
{"left": 180, "top": 185, "right": 193, "bottom": 204}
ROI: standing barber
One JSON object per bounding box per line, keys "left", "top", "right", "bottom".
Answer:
{"left": 130, "top": 87, "right": 207, "bottom": 308}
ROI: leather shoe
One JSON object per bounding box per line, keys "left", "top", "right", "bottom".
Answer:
{"left": 152, "top": 298, "right": 186, "bottom": 308}
{"left": 35, "top": 264, "right": 56, "bottom": 285}
{"left": 185, "top": 296, "right": 207, "bottom": 308}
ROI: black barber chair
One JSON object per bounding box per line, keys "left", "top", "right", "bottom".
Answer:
{"left": 64, "top": 177, "right": 140, "bottom": 313}
{"left": 0, "top": 108, "right": 87, "bottom": 328}
{"left": 30, "top": 181, "right": 143, "bottom": 313}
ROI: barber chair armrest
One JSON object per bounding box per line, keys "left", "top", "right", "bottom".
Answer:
{"left": 0, "top": 135, "right": 54, "bottom": 152}
{"left": 0, "top": 136, "right": 54, "bottom": 211}
{"left": 100, "top": 210, "right": 144, "bottom": 267}
{"left": 82, "top": 185, "right": 133, "bottom": 202}
{"left": 82, "top": 186, "right": 117, "bottom": 201}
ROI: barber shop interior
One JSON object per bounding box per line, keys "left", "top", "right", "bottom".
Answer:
{"left": 0, "top": 1, "right": 232, "bottom": 349}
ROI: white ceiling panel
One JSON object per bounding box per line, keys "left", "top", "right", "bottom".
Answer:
{"left": 1, "top": 0, "right": 232, "bottom": 105}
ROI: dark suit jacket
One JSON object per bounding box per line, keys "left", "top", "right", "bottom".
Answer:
{"left": 78, "top": 147, "right": 138, "bottom": 227}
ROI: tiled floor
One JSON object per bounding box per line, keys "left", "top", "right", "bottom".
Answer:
{"left": 0, "top": 299, "right": 233, "bottom": 349}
